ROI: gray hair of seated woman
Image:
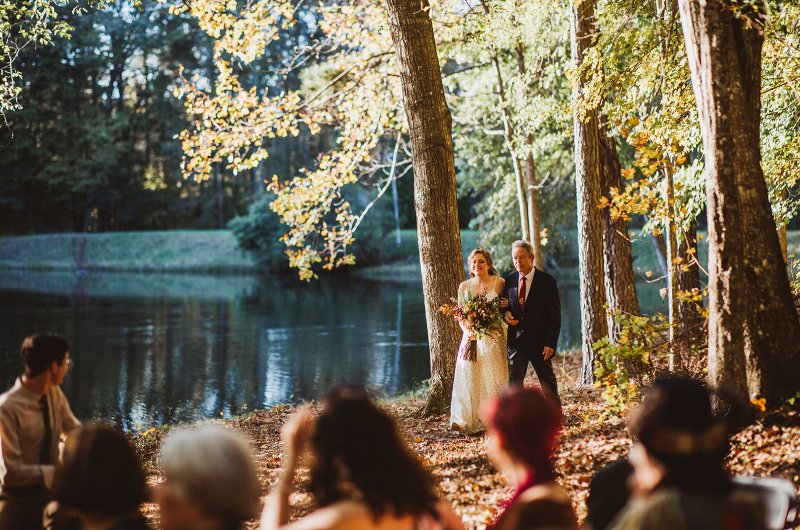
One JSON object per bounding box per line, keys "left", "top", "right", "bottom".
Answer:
{"left": 160, "top": 424, "right": 261, "bottom": 527}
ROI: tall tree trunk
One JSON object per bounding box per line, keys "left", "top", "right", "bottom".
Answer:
{"left": 214, "top": 164, "right": 225, "bottom": 229}
{"left": 385, "top": 0, "right": 464, "bottom": 415}
{"left": 571, "top": 0, "right": 609, "bottom": 385}
{"left": 678, "top": 0, "right": 800, "bottom": 405}
{"left": 676, "top": 219, "right": 701, "bottom": 345}
{"left": 599, "top": 129, "right": 639, "bottom": 342}
{"left": 779, "top": 226, "right": 787, "bottom": 263}
{"left": 652, "top": 231, "right": 669, "bottom": 277}
{"left": 515, "top": 43, "right": 544, "bottom": 268}
{"left": 778, "top": 187, "right": 788, "bottom": 262}
{"left": 490, "top": 53, "right": 530, "bottom": 242}
{"left": 663, "top": 163, "right": 681, "bottom": 371}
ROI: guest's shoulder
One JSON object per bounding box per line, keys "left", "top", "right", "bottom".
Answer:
{"left": 0, "top": 388, "right": 12, "bottom": 408}
{"left": 510, "top": 484, "right": 578, "bottom": 530}
{"left": 0, "top": 380, "right": 24, "bottom": 409}
{"left": 608, "top": 490, "right": 683, "bottom": 530}
{"left": 518, "top": 483, "right": 573, "bottom": 507}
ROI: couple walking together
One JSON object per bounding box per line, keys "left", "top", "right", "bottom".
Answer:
{"left": 450, "top": 240, "right": 562, "bottom": 434}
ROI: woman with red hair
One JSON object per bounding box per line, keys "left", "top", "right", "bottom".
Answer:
{"left": 482, "top": 386, "right": 577, "bottom": 530}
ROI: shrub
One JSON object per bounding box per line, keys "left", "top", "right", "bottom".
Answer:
{"left": 593, "top": 291, "right": 707, "bottom": 412}
{"left": 228, "top": 194, "right": 289, "bottom": 272}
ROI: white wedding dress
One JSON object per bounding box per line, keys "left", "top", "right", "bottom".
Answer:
{"left": 449, "top": 289, "right": 509, "bottom": 434}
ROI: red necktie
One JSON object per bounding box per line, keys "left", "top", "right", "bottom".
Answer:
{"left": 519, "top": 275, "right": 527, "bottom": 310}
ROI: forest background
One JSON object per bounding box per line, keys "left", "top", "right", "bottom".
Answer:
{"left": 3, "top": 0, "right": 800, "bottom": 412}
{"left": 3, "top": 0, "right": 799, "bottom": 271}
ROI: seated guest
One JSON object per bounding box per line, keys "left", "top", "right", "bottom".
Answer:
{"left": 609, "top": 375, "right": 765, "bottom": 530}
{"left": 156, "top": 425, "right": 261, "bottom": 530}
{"left": 51, "top": 424, "right": 151, "bottom": 530}
{"left": 482, "top": 386, "right": 578, "bottom": 530}
{"left": 584, "top": 457, "right": 633, "bottom": 530}
{"left": 0, "top": 333, "right": 80, "bottom": 530}
{"left": 260, "top": 386, "right": 464, "bottom": 530}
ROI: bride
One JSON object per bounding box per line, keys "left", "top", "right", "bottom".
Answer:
{"left": 450, "top": 248, "right": 509, "bottom": 434}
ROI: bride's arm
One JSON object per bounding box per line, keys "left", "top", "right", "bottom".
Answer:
{"left": 495, "top": 277, "right": 505, "bottom": 296}
{"left": 456, "top": 281, "right": 473, "bottom": 337}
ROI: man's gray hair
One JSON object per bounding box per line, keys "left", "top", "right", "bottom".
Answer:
{"left": 511, "top": 240, "right": 535, "bottom": 256}
{"left": 160, "top": 424, "right": 260, "bottom": 524}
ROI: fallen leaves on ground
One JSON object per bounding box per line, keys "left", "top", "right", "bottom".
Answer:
{"left": 135, "top": 353, "right": 800, "bottom": 529}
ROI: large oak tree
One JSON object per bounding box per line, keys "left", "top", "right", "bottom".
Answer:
{"left": 385, "top": 0, "right": 464, "bottom": 414}
{"left": 571, "top": 0, "right": 609, "bottom": 384}
{"left": 678, "top": 0, "right": 800, "bottom": 404}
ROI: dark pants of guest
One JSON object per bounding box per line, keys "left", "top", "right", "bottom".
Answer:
{"left": 0, "top": 487, "right": 49, "bottom": 530}
{"left": 0, "top": 488, "right": 77, "bottom": 530}
{"left": 508, "top": 349, "right": 559, "bottom": 402}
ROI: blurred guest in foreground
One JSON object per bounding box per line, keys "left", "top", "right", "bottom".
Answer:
{"left": 0, "top": 333, "right": 80, "bottom": 530}
{"left": 482, "top": 385, "right": 578, "bottom": 530}
{"left": 51, "top": 424, "right": 151, "bottom": 530}
{"left": 260, "top": 386, "right": 464, "bottom": 530}
{"left": 157, "top": 425, "right": 261, "bottom": 530}
{"left": 608, "top": 375, "right": 764, "bottom": 530}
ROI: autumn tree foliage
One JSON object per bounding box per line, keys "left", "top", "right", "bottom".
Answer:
{"left": 166, "top": 0, "right": 405, "bottom": 280}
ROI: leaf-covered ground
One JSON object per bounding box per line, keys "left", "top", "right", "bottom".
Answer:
{"left": 135, "top": 352, "right": 800, "bottom": 529}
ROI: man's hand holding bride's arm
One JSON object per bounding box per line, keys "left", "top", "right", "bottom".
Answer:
{"left": 504, "top": 311, "right": 519, "bottom": 326}
{"left": 261, "top": 405, "right": 315, "bottom": 530}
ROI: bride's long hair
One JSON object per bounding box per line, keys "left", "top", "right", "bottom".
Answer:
{"left": 468, "top": 248, "right": 498, "bottom": 277}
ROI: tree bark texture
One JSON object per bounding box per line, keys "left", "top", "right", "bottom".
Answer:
{"left": 516, "top": 43, "right": 544, "bottom": 268}
{"left": 599, "top": 130, "right": 640, "bottom": 342}
{"left": 571, "top": 0, "right": 609, "bottom": 385}
{"left": 385, "top": 0, "right": 464, "bottom": 414}
{"left": 663, "top": 164, "right": 681, "bottom": 370}
{"left": 491, "top": 55, "right": 530, "bottom": 242}
{"left": 652, "top": 232, "right": 669, "bottom": 277}
{"left": 676, "top": 220, "right": 701, "bottom": 343}
{"left": 678, "top": 0, "right": 800, "bottom": 404}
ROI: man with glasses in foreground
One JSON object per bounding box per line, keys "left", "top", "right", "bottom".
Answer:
{"left": 0, "top": 333, "right": 80, "bottom": 530}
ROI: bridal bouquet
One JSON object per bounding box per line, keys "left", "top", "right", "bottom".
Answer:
{"left": 440, "top": 290, "right": 503, "bottom": 362}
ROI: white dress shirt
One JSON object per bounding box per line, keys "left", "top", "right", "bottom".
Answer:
{"left": 0, "top": 378, "right": 80, "bottom": 490}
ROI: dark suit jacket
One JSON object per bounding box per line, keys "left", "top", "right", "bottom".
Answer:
{"left": 503, "top": 268, "right": 561, "bottom": 355}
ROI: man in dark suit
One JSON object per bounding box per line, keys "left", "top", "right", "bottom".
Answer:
{"left": 501, "top": 240, "right": 561, "bottom": 400}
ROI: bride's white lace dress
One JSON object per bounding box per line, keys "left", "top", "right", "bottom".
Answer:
{"left": 449, "top": 289, "right": 509, "bottom": 434}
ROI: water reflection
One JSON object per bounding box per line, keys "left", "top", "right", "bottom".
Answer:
{"left": 0, "top": 269, "right": 664, "bottom": 431}
{"left": 0, "top": 272, "right": 436, "bottom": 430}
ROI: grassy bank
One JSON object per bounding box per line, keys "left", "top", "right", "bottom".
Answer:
{"left": 134, "top": 354, "right": 800, "bottom": 530}
{"left": 1, "top": 228, "right": 796, "bottom": 278}
{"left": 0, "top": 229, "right": 479, "bottom": 277}
{"left": 0, "top": 230, "right": 255, "bottom": 273}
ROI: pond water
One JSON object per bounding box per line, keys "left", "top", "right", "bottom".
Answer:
{"left": 0, "top": 269, "right": 664, "bottom": 430}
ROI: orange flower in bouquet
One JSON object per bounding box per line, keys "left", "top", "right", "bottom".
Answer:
{"left": 440, "top": 289, "right": 503, "bottom": 362}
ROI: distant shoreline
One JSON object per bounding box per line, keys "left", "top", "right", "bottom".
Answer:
{"left": 0, "top": 229, "right": 481, "bottom": 279}
{"left": 0, "top": 230, "right": 256, "bottom": 273}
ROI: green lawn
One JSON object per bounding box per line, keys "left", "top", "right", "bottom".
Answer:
{"left": 0, "top": 231, "right": 255, "bottom": 273}
{"left": 0, "top": 228, "right": 795, "bottom": 278}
